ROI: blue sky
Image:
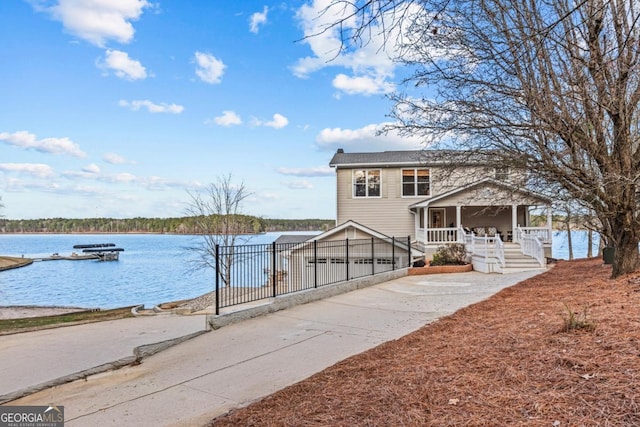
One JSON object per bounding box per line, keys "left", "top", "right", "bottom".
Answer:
{"left": 0, "top": 0, "right": 423, "bottom": 220}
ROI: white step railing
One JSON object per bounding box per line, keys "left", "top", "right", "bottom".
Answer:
{"left": 460, "top": 227, "right": 505, "bottom": 267}
{"left": 517, "top": 226, "right": 545, "bottom": 266}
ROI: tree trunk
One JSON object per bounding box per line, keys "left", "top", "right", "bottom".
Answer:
{"left": 565, "top": 211, "right": 573, "bottom": 260}
{"left": 612, "top": 240, "right": 640, "bottom": 278}
{"left": 611, "top": 221, "right": 640, "bottom": 278}
{"left": 587, "top": 229, "right": 593, "bottom": 258}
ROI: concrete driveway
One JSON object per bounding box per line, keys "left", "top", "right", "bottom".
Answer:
{"left": 3, "top": 269, "right": 545, "bottom": 426}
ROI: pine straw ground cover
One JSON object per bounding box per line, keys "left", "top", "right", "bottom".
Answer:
{"left": 209, "top": 259, "right": 640, "bottom": 426}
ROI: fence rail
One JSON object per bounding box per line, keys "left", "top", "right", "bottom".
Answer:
{"left": 213, "top": 236, "right": 412, "bottom": 314}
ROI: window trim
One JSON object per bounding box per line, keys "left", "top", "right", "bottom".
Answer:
{"left": 401, "top": 168, "right": 431, "bottom": 197}
{"left": 495, "top": 167, "right": 509, "bottom": 181}
{"left": 352, "top": 169, "right": 382, "bottom": 198}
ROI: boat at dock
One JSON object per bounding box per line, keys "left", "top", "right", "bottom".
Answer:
{"left": 73, "top": 243, "right": 125, "bottom": 261}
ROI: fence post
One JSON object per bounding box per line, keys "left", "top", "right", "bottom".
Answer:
{"left": 392, "top": 237, "right": 395, "bottom": 271}
{"left": 346, "top": 238, "right": 350, "bottom": 281}
{"left": 313, "top": 239, "right": 318, "bottom": 288}
{"left": 272, "top": 241, "right": 277, "bottom": 297}
{"left": 371, "top": 237, "right": 375, "bottom": 275}
{"left": 407, "top": 236, "right": 411, "bottom": 268}
{"left": 215, "top": 244, "right": 220, "bottom": 316}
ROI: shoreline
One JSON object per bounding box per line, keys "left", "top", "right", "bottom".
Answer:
{"left": 0, "top": 256, "right": 33, "bottom": 271}
{"left": 0, "top": 305, "right": 89, "bottom": 319}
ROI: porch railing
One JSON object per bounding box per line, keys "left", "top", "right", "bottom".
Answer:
{"left": 419, "top": 227, "right": 459, "bottom": 244}
{"left": 459, "top": 227, "right": 505, "bottom": 267}
{"left": 516, "top": 226, "right": 551, "bottom": 244}
{"left": 518, "top": 228, "right": 545, "bottom": 266}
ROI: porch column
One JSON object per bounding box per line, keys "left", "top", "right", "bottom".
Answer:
{"left": 546, "top": 205, "right": 553, "bottom": 243}
{"left": 423, "top": 208, "right": 428, "bottom": 243}
{"left": 456, "top": 205, "right": 462, "bottom": 242}
{"left": 512, "top": 205, "right": 518, "bottom": 243}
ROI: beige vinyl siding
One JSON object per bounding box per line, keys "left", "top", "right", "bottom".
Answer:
{"left": 334, "top": 165, "right": 528, "bottom": 240}
{"left": 336, "top": 168, "right": 416, "bottom": 239}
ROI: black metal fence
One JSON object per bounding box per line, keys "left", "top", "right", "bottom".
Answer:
{"left": 213, "top": 236, "right": 412, "bottom": 314}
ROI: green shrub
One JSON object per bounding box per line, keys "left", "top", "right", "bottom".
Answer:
{"left": 430, "top": 243, "right": 468, "bottom": 266}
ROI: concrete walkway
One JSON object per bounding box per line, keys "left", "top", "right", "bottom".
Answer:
{"left": 1, "top": 269, "right": 545, "bottom": 426}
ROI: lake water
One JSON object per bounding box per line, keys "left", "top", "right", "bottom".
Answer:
{"left": 0, "top": 232, "right": 314, "bottom": 309}
{"left": 0, "top": 230, "right": 598, "bottom": 309}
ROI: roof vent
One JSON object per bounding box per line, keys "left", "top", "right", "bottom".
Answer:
{"left": 337, "top": 148, "right": 344, "bottom": 153}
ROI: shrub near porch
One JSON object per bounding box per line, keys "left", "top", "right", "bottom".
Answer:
{"left": 409, "top": 243, "right": 473, "bottom": 275}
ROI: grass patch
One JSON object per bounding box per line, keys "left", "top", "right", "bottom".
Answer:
{"left": 0, "top": 307, "right": 135, "bottom": 334}
{"left": 561, "top": 303, "right": 596, "bottom": 332}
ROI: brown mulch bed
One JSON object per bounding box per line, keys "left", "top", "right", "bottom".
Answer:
{"left": 209, "top": 258, "right": 640, "bottom": 426}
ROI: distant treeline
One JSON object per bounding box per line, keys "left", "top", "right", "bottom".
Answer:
{"left": 0, "top": 216, "right": 335, "bottom": 234}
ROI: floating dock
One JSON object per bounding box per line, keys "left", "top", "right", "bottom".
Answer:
{"left": 35, "top": 243, "right": 125, "bottom": 262}
{"left": 74, "top": 243, "right": 124, "bottom": 261}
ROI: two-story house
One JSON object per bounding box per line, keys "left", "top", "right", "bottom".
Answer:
{"left": 326, "top": 149, "right": 553, "bottom": 273}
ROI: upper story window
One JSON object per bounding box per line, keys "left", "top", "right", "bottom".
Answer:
{"left": 402, "top": 168, "right": 430, "bottom": 197}
{"left": 353, "top": 169, "right": 381, "bottom": 197}
{"left": 495, "top": 167, "right": 509, "bottom": 181}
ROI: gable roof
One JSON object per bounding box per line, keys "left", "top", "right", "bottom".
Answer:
{"left": 307, "top": 220, "right": 395, "bottom": 242}
{"left": 409, "top": 178, "right": 552, "bottom": 209}
{"left": 274, "top": 234, "right": 317, "bottom": 244}
{"left": 284, "top": 220, "right": 424, "bottom": 256}
{"left": 329, "top": 149, "right": 495, "bottom": 168}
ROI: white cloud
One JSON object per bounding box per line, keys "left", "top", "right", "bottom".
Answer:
{"left": 283, "top": 180, "right": 314, "bottom": 190}
{"left": 211, "top": 110, "right": 242, "bottom": 126}
{"left": 103, "top": 152, "right": 135, "bottom": 164}
{"left": 254, "top": 113, "right": 289, "bottom": 129}
{"left": 3, "top": 178, "right": 61, "bottom": 193}
{"left": 249, "top": 6, "right": 268, "bottom": 34}
{"left": 0, "top": 163, "right": 55, "bottom": 178}
{"left": 0, "top": 130, "right": 86, "bottom": 157}
{"left": 293, "top": 0, "right": 351, "bottom": 77}
{"left": 293, "top": 0, "right": 417, "bottom": 96}
{"left": 38, "top": 0, "right": 150, "bottom": 47}
{"left": 194, "top": 51, "right": 226, "bottom": 84}
{"left": 82, "top": 163, "right": 101, "bottom": 174}
{"left": 315, "top": 122, "right": 423, "bottom": 152}
{"left": 99, "top": 49, "right": 147, "bottom": 80}
{"left": 332, "top": 73, "right": 395, "bottom": 96}
{"left": 84, "top": 172, "right": 138, "bottom": 184}
{"left": 119, "top": 99, "right": 184, "bottom": 114}
{"left": 276, "top": 166, "right": 333, "bottom": 177}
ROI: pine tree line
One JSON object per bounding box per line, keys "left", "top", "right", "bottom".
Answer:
{"left": 0, "top": 216, "right": 335, "bottom": 234}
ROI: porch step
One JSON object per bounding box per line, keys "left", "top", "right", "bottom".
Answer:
{"left": 474, "top": 243, "right": 544, "bottom": 274}
{"left": 502, "top": 248, "right": 545, "bottom": 273}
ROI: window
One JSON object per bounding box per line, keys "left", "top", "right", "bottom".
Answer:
{"left": 495, "top": 167, "right": 509, "bottom": 181}
{"left": 402, "top": 168, "right": 430, "bottom": 196}
{"left": 353, "top": 169, "right": 381, "bottom": 197}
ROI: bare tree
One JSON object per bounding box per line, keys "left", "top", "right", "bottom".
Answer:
{"left": 318, "top": 0, "right": 640, "bottom": 277}
{"left": 185, "top": 175, "right": 254, "bottom": 287}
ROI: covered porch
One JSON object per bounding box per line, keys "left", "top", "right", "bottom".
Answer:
{"left": 409, "top": 180, "right": 553, "bottom": 269}
{"left": 413, "top": 204, "right": 553, "bottom": 246}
